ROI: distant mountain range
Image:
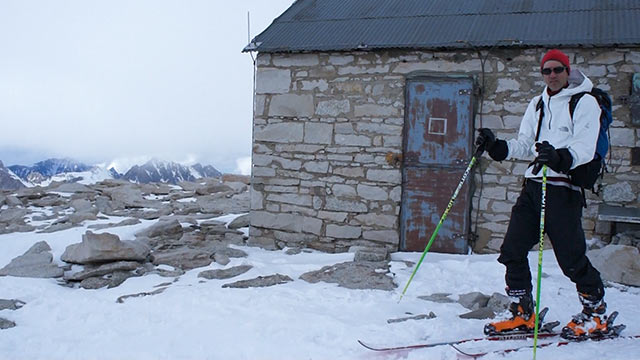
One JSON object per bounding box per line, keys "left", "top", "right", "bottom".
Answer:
{"left": 0, "top": 158, "right": 223, "bottom": 190}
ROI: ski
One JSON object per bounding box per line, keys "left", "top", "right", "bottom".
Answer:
{"left": 357, "top": 331, "right": 560, "bottom": 352}
{"left": 452, "top": 326, "right": 637, "bottom": 358}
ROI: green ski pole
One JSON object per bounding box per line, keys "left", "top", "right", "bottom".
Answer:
{"left": 398, "top": 147, "right": 483, "bottom": 303}
{"left": 533, "top": 165, "right": 548, "bottom": 360}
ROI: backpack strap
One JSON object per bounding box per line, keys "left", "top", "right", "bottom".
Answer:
{"left": 535, "top": 97, "right": 544, "bottom": 141}
{"left": 568, "top": 91, "right": 590, "bottom": 119}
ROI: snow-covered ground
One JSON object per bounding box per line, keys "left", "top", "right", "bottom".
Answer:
{"left": 1, "top": 216, "right": 639, "bottom": 360}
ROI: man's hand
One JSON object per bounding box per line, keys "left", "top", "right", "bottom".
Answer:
{"left": 476, "top": 128, "right": 496, "bottom": 152}
{"left": 533, "top": 141, "right": 572, "bottom": 174}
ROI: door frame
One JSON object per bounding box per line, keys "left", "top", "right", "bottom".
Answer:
{"left": 399, "top": 72, "right": 478, "bottom": 252}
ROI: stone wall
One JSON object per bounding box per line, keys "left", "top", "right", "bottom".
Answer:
{"left": 250, "top": 47, "right": 640, "bottom": 253}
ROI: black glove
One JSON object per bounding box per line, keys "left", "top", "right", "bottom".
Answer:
{"left": 533, "top": 141, "right": 573, "bottom": 175}
{"left": 476, "top": 128, "right": 508, "bottom": 161}
{"left": 475, "top": 128, "right": 496, "bottom": 153}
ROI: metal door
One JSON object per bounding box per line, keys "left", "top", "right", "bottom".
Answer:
{"left": 400, "top": 76, "right": 474, "bottom": 253}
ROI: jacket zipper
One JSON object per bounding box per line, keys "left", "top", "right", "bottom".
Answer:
{"left": 547, "top": 97, "right": 553, "bottom": 130}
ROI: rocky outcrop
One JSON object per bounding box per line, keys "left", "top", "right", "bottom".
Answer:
{"left": 588, "top": 244, "right": 640, "bottom": 287}
{"left": 0, "top": 241, "right": 64, "bottom": 278}
{"left": 299, "top": 261, "right": 396, "bottom": 291}
{"left": 61, "top": 231, "right": 150, "bottom": 264}
{"left": 222, "top": 274, "right": 293, "bottom": 288}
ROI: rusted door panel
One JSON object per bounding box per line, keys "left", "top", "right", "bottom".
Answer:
{"left": 404, "top": 80, "right": 471, "bottom": 166}
{"left": 401, "top": 76, "right": 473, "bottom": 253}
{"left": 401, "top": 167, "right": 471, "bottom": 253}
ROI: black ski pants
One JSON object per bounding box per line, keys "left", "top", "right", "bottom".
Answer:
{"left": 498, "top": 179, "right": 604, "bottom": 299}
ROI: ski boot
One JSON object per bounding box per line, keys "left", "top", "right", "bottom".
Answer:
{"left": 561, "top": 293, "right": 625, "bottom": 341}
{"left": 484, "top": 291, "right": 558, "bottom": 336}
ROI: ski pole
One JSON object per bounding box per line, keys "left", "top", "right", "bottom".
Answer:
{"left": 533, "top": 165, "right": 548, "bottom": 360}
{"left": 398, "top": 147, "right": 483, "bottom": 303}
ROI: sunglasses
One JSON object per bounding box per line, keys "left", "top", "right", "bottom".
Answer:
{"left": 541, "top": 66, "right": 566, "bottom": 75}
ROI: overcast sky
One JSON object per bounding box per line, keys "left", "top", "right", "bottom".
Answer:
{"left": 0, "top": 0, "right": 295, "bottom": 174}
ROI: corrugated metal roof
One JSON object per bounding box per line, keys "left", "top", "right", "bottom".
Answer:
{"left": 244, "top": 0, "right": 640, "bottom": 53}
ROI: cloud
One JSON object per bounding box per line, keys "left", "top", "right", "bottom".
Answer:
{"left": 235, "top": 156, "right": 252, "bottom": 176}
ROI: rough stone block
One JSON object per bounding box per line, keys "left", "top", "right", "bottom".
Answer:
{"left": 362, "top": 230, "right": 399, "bottom": 245}
{"left": 316, "top": 99, "right": 350, "bottom": 117}
{"left": 269, "top": 94, "right": 314, "bottom": 117}
{"left": 357, "top": 184, "right": 388, "bottom": 200}
{"left": 256, "top": 68, "right": 291, "bottom": 94}
{"left": 254, "top": 123, "right": 304, "bottom": 143}
{"left": 366, "top": 169, "right": 401, "bottom": 184}
{"left": 326, "top": 224, "right": 362, "bottom": 239}
{"left": 304, "top": 122, "right": 333, "bottom": 144}
{"left": 251, "top": 211, "right": 302, "bottom": 232}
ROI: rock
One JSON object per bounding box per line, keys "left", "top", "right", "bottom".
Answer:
{"left": 79, "top": 277, "right": 111, "bottom": 289}
{"left": 37, "top": 222, "right": 76, "bottom": 233}
{"left": 387, "top": 312, "right": 436, "bottom": 323}
{"left": 299, "top": 261, "right": 396, "bottom": 291}
{"left": 150, "top": 248, "right": 213, "bottom": 270}
{"left": 64, "top": 261, "right": 141, "bottom": 281}
{"left": 61, "top": 231, "right": 150, "bottom": 264}
{"left": 5, "top": 195, "right": 23, "bottom": 207}
{"left": 222, "top": 274, "right": 293, "bottom": 288}
{"left": 0, "top": 317, "right": 16, "bottom": 329}
{"left": 79, "top": 271, "right": 137, "bottom": 289}
{"left": 0, "top": 241, "right": 64, "bottom": 278}
{"left": 199, "top": 220, "right": 228, "bottom": 235}
{"left": 50, "top": 182, "right": 95, "bottom": 193}
{"left": 212, "top": 253, "right": 230, "bottom": 265}
{"left": 418, "top": 293, "right": 455, "bottom": 303}
{"left": 198, "top": 265, "right": 253, "bottom": 280}
{"left": 116, "top": 287, "right": 168, "bottom": 303}
{"left": 587, "top": 245, "right": 640, "bottom": 286}
{"left": 0, "top": 299, "right": 26, "bottom": 311}
{"left": 459, "top": 307, "right": 496, "bottom": 320}
{"left": 354, "top": 249, "right": 387, "bottom": 262}
{"left": 221, "top": 174, "right": 250, "bottom": 184}
{"left": 70, "top": 199, "right": 95, "bottom": 213}
{"left": 458, "top": 292, "right": 491, "bottom": 310}
{"left": 227, "top": 214, "right": 250, "bottom": 229}
{"left": 611, "top": 230, "right": 640, "bottom": 248}
{"left": 213, "top": 246, "right": 248, "bottom": 258}
{"left": 486, "top": 292, "right": 511, "bottom": 313}
{"left": 0, "top": 208, "right": 28, "bottom": 223}
{"left": 136, "top": 219, "right": 183, "bottom": 238}
{"left": 88, "top": 218, "right": 141, "bottom": 230}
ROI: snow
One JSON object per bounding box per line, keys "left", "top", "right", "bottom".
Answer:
{"left": 0, "top": 217, "right": 639, "bottom": 360}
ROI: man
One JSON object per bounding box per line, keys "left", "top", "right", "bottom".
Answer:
{"left": 476, "top": 49, "right": 614, "bottom": 340}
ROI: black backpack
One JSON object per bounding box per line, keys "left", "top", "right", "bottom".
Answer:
{"left": 535, "top": 87, "right": 612, "bottom": 194}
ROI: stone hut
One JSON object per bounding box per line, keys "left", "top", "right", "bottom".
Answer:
{"left": 244, "top": 0, "right": 640, "bottom": 254}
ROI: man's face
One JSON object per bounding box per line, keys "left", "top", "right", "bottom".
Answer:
{"left": 541, "top": 60, "right": 569, "bottom": 92}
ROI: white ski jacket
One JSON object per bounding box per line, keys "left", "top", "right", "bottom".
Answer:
{"left": 506, "top": 70, "right": 601, "bottom": 180}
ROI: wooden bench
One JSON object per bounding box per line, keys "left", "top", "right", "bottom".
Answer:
{"left": 597, "top": 204, "right": 640, "bottom": 234}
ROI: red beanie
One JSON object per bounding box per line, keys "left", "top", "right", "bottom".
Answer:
{"left": 541, "top": 49, "right": 570, "bottom": 74}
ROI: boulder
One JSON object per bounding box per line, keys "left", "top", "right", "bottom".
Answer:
{"left": 299, "top": 261, "right": 396, "bottom": 291}
{"left": 61, "top": 231, "right": 150, "bottom": 264}
{"left": 198, "top": 265, "right": 253, "bottom": 280}
{"left": 0, "top": 241, "right": 64, "bottom": 278}
{"left": 227, "top": 214, "right": 250, "bottom": 229}
{"left": 587, "top": 245, "right": 640, "bottom": 286}
{"left": 222, "top": 274, "right": 293, "bottom": 288}
{"left": 135, "top": 219, "right": 183, "bottom": 238}
{"left": 0, "top": 317, "right": 16, "bottom": 329}
{"left": 64, "top": 261, "right": 141, "bottom": 281}
{"left": 418, "top": 293, "right": 455, "bottom": 304}
{"left": 150, "top": 248, "right": 213, "bottom": 270}
{"left": 459, "top": 307, "right": 496, "bottom": 320}
{"left": 458, "top": 292, "right": 490, "bottom": 310}
{"left": 0, "top": 208, "right": 28, "bottom": 224}
{"left": 0, "top": 299, "right": 26, "bottom": 311}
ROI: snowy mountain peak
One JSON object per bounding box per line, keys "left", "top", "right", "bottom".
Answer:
{"left": 123, "top": 160, "right": 221, "bottom": 184}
